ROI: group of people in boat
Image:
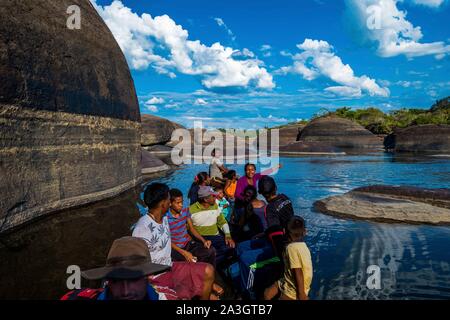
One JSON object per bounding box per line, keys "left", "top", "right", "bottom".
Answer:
{"left": 62, "top": 150, "right": 313, "bottom": 301}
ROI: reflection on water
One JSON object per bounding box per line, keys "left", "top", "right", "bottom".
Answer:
{"left": 0, "top": 154, "right": 449, "bottom": 299}
{"left": 0, "top": 182, "right": 146, "bottom": 299}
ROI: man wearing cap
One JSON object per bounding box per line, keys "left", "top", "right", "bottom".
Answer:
{"left": 61, "top": 237, "right": 177, "bottom": 300}
{"left": 189, "top": 185, "right": 236, "bottom": 268}
{"left": 132, "top": 183, "right": 217, "bottom": 300}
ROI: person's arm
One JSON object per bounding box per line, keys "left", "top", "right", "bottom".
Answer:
{"left": 186, "top": 218, "right": 211, "bottom": 249}
{"left": 171, "top": 243, "right": 196, "bottom": 262}
{"left": 260, "top": 163, "right": 283, "bottom": 176}
{"left": 217, "top": 212, "right": 235, "bottom": 248}
{"left": 219, "top": 164, "right": 228, "bottom": 174}
{"left": 215, "top": 158, "right": 228, "bottom": 174}
{"left": 234, "top": 178, "right": 244, "bottom": 201}
{"left": 293, "top": 268, "right": 308, "bottom": 300}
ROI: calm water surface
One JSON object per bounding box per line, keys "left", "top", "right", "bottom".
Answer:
{"left": 1, "top": 153, "right": 449, "bottom": 299}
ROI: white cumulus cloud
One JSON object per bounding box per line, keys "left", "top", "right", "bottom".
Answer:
{"left": 278, "top": 39, "right": 390, "bottom": 97}
{"left": 145, "top": 105, "right": 158, "bottom": 112}
{"left": 194, "top": 98, "right": 208, "bottom": 106}
{"left": 346, "top": 0, "right": 450, "bottom": 58}
{"left": 91, "top": 0, "right": 275, "bottom": 91}
{"left": 145, "top": 97, "right": 165, "bottom": 105}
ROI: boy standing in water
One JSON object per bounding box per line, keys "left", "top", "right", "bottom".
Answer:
{"left": 264, "top": 216, "right": 312, "bottom": 300}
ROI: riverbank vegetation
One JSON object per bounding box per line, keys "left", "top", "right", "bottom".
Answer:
{"left": 278, "top": 96, "right": 449, "bottom": 135}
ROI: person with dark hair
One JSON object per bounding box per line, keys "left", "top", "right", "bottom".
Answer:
{"left": 264, "top": 216, "right": 312, "bottom": 300}
{"left": 236, "top": 185, "right": 266, "bottom": 242}
{"left": 210, "top": 148, "right": 228, "bottom": 181}
{"left": 132, "top": 183, "right": 218, "bottom": 300}
{"left": 258, "top": 175, "right": 294, "bottom": 259}
{"left": 235, "top": 176, "right": 294, "bottom": 257}
{"left": 188, "top": 172, "right": 209, "bottom": 205}
{"left": 190, "top": 186, "right": 236, "bottom": 268}
{"left": 167, "top": 188, "right": 217, "bottom": 267}
{"left": 235, "top": 176, "right": 294, "bottom": 298}
{"left": 234, "top": 163, "right": 282, "bottom": 203}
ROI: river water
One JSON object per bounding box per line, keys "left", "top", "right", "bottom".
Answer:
{"left": 1, "top": 153, "right": 449, "bottom": 299}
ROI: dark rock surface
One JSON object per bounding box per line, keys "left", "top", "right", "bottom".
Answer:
{"left": 141, "top": 114, "right": 184, "bottom": 146}
{"left": 267, "top": 124, "right": 306, "bottom": 148}
{"left": 279, "top": 141, "right": 344, "bottom": 154}
{"left": 0, "top": 0, "right": 142, "bottom": 232}
{"left": 177, "top": 128, "right": 254, "bottom": 159}
{"left": 0, "top": 0, "right": 139, "bottom": 121}
{"left": 297, "top": 116, "right": 383, "bottom": 150}
{"left": 145, "top": 144, "right": 174, "bottom": 155}
{"left": 384, "top": 125, "right": 450, "bottom": 153}
{"left": 354, "top": 185, "right": 450, "bottom": 209}
{"left": 141, "top": 149, "right": 170, "bottom": 174}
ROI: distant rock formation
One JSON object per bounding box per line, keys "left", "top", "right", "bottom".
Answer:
{"left": 264, "top": 124, "right": 306, "bottom": 150}
{"left": 180, "top": 128, "right": 253, "bottom": 159}
{"left": 296, "top": 116, "right": 383, "bottom": 151}
{"left": 141, "top": 114, "right": 184, "bottom": 146}
{"left": 279, "top": 141, "right": 343, "bottom": 154}
{"left": 384, "top": 125, "right": 450, "bottom": 153}
{"left": 0, "top": 0, "right": 142, "bottom": 232}
{"left": 141, "top": 149, "right": 170, "bottom": 174}
{"left": 314, "top": 185, "right": 450, "bottom": 225}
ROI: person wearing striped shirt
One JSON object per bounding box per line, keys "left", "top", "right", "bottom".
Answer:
{"left": 167, "top": 189, "right": 217, "bottom": 268}
{"left": 190, "top": 186, "right": 236, "bottom": 267}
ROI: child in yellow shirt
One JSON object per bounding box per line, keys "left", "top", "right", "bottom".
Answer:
{"left": 263, "top": 216, "right": 313, "bottom": 300}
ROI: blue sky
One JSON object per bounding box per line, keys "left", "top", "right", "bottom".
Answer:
{"left": 93, "top": 0, "right": 450, "bottom": 128}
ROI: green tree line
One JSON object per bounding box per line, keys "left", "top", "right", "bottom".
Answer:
{"left": 308, "top": 96, "right": 449, "bottom": 134}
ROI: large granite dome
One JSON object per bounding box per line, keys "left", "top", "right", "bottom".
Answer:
{"left": 297, "top": 116, "right": 383, "bottom": 150}
{"left": 0, "top": 0, "right": 142, "bottom": 232}
{"left": 387, "top": 125, "right": 450, "bottom": 153}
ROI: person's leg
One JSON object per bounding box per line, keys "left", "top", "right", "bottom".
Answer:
{"left": 200, "top": 263, "right": 215, "bottom": 300}
{"left": 237, "top": 237, "right": 269, "bottom": 256}
{"left": 187, "top": 240, "right": 217, "bottom": 268}
{"left": 279, "top": 294, "right": 295, "bottom": 300}
{"left": 238, "top": 245, "right": 275, "bottom": 295}
{"left": 205, "top": 235, "right": 234, "bottom": 267}
{"left": 187, "top": 240, "right": 223, "bottom": 296}
{"left": 166, "top": 262, "right": 215, "bottom": 300}
{"left": 236, "top": 239, "right": 252, "bottom": 256}
{"left": 263, "top": 282, "right": 279, "bottom": 300}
